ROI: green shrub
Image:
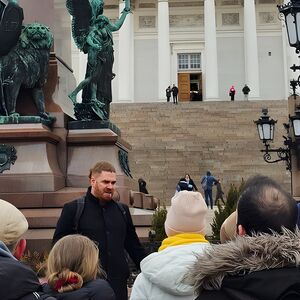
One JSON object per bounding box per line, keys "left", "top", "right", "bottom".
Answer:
{"left": 150, "top": 204, "right": 168, "bottom": 241}
{"left": 210, "top": 179, "right": 244, "bottom": 241}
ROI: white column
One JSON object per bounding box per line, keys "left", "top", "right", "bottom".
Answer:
{"left": 244, "top": 0, "right": 260, "bottom": 99}
{"left": 118, "top": 0, "right": 134, "bottom": 102}
{"left": 158, "top": 0, "right": 170, "bottom": 101}
{"left": 204, "top": 0, "right": 219, "bottom": 100}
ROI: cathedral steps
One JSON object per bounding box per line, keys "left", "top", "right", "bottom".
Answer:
{"left": 110, "top": 100, "right": 290, "bottom": 203}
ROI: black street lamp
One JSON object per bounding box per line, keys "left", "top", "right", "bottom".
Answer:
{"left": 278, "top": 1, "right": 300, "bottom": 97}
{"left": 290, "top": 105, "right": 300, "bottom": 138}
{"left": 254, "top": 109, "right": 291, "bottom": 170}
{"left": 278, "top": 0, "right": 300, "bottom": 53}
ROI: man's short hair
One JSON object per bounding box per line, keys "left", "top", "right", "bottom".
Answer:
{"left": 237, "top": 175, "right": 297, "bottom": 235}
{"left": 0, "top": 199, "right": 28, "bottom": 247}
{"left": 88, "top": 161, "right": 116, "bottom": 179}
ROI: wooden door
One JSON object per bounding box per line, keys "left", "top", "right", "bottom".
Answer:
{"left": 178, "top": 73, "right": 190, "bottom": 101}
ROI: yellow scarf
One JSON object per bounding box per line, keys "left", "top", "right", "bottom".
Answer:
{"left": 158, "top": 233, "right": 208, "bottom": 251}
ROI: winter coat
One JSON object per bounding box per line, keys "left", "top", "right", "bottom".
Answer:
{"left": 201, "top": 175, "right": 217, "bottom": 191}
{"left": 188, "top": 229, "right": 300, "bottom": 300}
{"left": 242, "top": 85, "right": 250, "bottom": 95}
{"left": 130, "top": 242, "right": 209, "bottom": 300}
{"left": 53, "top": 187, "right": 146, "bottom": 300}
{"left": 0, "top": 241, "right": 44, "bottom": 300}
{"left": 43, "top": 279, "right": 115, "bottom": 300}
{"left": 53, "top": 187, "right": 145, "bottom": 280}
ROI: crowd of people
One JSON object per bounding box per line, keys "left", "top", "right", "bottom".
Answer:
{"left": 1, "top": 161, "right": 300, "bottom": 300}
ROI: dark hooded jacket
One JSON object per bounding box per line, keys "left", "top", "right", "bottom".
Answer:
{"left": 0, "top": 241, "right": 50, "bottom": 300}
{"left": 42, "top": 279, "right": 115, "bottom": 300}
{"left": 187, "top": 229, "right": 300, "bottom": 300}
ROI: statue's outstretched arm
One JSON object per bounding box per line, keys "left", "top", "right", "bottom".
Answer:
{"left": 108, "top": 0, "right": 130, "bottom": 32}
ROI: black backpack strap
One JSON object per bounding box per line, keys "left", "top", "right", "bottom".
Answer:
{"left": 73, "top": 196, "right": 85, "bottom": 232}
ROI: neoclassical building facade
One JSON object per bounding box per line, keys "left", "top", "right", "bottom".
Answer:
{"left": 22, "top": 0, "right": 296, "bottom": 104}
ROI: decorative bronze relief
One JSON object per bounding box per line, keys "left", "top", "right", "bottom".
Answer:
{"left": 118, "top": 149, "right": 132, "bottom": 178}
{"left": 0, "top": 144, "right": 17, "bottom": 173}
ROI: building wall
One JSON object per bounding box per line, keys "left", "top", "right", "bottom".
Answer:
{"left": 258, "top": 35, "right": 285, "bottom": 100}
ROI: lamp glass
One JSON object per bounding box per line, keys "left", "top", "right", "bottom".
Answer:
{"left": 287, "top": 13, "right": 297, "bottom": 45}
{"left": 293, "top": 119, "right": 300, "bottom": 137}
{"left": 257, "top": 124, "right": 264, "bottom": 140}
{"left": 262, "top": 123, "right": 273, "bottom": 140}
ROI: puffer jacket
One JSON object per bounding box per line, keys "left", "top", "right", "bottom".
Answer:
{"left": 43, "top": 279, "right": 115, "bottom": 300}
{"left": 130, "top": 242, "right": 209, "bottom": 300}
{"left": 187, "top": 229, "right": 300, "bottom": 300}
{"left": 0, "top": 241, "right": 44, "bottom": 300}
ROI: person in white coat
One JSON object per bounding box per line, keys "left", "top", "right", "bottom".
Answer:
{"left": 130, "top": 191, "right": 209, "bottom": 300}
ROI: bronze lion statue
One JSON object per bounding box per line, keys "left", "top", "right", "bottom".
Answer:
{"left": 0, "top": 23, "right": 54, "bottom": 121}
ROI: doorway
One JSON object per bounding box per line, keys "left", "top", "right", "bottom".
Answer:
{"left": 178, "top": 73, "right": 202, "bottom": 101}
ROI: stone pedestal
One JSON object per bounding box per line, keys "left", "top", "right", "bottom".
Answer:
{"left": 0, "top": 123, "right": 65, "bottom": 192}
{"left": 67, "top": 128, "right": 137, "bottom": 205}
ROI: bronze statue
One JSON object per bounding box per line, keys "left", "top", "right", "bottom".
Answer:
{"left": 66, "top": 0, "right": 131, "bottom": 121}
{"left": 0, "top": 22, "right": 55, "bottom": 126}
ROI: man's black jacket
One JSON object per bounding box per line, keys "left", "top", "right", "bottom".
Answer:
{"left": 53, "top": 187, "right": 146, "bottom": 280}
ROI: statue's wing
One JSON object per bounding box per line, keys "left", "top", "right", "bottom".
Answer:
{"left": 0, "top": 1, "right": 23, "bottom": 56}
{"left": 66, "top": 0, "right": 92, "bottom": 52}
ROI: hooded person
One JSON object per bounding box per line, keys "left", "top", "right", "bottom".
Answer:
{"left": 188, "top": 175, "right": 300, "bottom": 300}
{"left": 130, "top": 191, "right": 209, "bottom": 300}
{"left": 0, "top": 199, "right": 56, "bottom": 300}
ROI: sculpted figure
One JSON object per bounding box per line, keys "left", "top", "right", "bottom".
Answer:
{"left": 0, "top": 23, "right": 54, "bottom": 123}
{"left": 66, "top": 0, "right": 131, "bottom": 121}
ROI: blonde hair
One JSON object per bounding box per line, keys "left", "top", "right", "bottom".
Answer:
{"left": 47, "top": 235, "right": 104, "bottom": 293}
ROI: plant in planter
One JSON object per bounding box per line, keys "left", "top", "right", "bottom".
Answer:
{"left": 21, "top": 250, "right": 48, "bottom": 278}
{"left": 210, "top": 179, "right": 244, "bottom": 242}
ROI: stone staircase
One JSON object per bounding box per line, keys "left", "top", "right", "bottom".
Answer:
{"left": 110, "top": 100, "right": 291, "bottom": 204}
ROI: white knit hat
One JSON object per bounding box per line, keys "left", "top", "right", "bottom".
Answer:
{"left": 164, "top": 191, "right": 207, "bottom": 236}
{"left": 0, "top": 199, "right": 28, "bottom": 245}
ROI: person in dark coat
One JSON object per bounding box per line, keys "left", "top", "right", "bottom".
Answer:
{"left": 215, "top": 179, "right": 225, "bottom": 205}
{"left": 172, "top": 84, "right": 179, "bottom": 104}
{"left": 166, "top": 86, "right": 171, "bottom": 102}
{"left": 185, "top": 174, "right": 198, "bottom": 191}
{"left": 242, "top": 84, "right": 250, "bottom": 100}
{"left": 53, "top": 161, "right": 146, "bottom": 300}
{"left": 188, "top": 175, "right": 300, "bottom": 300}
{"left": 229, "top": 85, "right": 236, "bottom": 101}
{"left": 201, "top": 171, "right": 217, "bottom": 209}
{"left": 44, "top": 234, "right": 115, "bottom": 300}
{"left": 138, "top": 178, "right": 149, "bottom": 194}
{"left": 0, "top": 199, "right": 55, "bottom": 300}
{"left": 176, "top": 178, "right": 193, "bottom": 192}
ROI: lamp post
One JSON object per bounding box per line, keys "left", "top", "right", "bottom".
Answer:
{"left": 254, "top": 109, "right": 291, "bottom": 171}
{"left": 276, "top": 0, "right": 300, "bottom": 197}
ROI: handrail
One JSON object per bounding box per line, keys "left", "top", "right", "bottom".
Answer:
{"left": 55, "top": 54, "right": 73, "bottom": 73}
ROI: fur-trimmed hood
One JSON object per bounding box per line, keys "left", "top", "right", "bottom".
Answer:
{"left": 187, "top": 229, "right": 300, "bottom": 294}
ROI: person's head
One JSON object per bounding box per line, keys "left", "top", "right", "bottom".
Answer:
{"left": 220, "top": 211, "right": 237, "bottom": 243}
{"left": 0, "top": 199, "right": 28, "bottom": 259}
{"left": 237, "top": 175, "right": 297, "bottom": 236}
{"left": 185, "top": 174, "right": 191, "bottom": 181}
{"left": 165, "top": 191, "right": 207, "bottom": 236}
{"left": 89, "top": 161, "right": 116, "bottom": 201}
{"left": 206, "top": 171, "right": 211, "bottom": 176}
{"left": 47, "top": 235, "right": 104, "bottom": 293}
{"left": 90, "top": 0, "right": 104, "bottom": 16}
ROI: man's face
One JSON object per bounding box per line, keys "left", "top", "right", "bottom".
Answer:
{"left": 90, "top": 171, "right": 117, "bottom": 201}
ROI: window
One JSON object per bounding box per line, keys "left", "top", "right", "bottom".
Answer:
{"left": 178, "top": 54, "right": 189, "bottom": 69}
{"left": 178, "top": 53, "right": 201, "bottom": 70}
